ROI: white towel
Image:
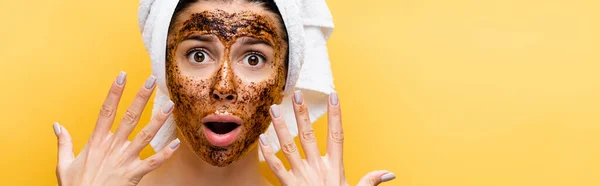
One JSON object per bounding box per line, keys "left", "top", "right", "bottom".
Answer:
{"left": 138, "top": 0, "right": 334, "bottom": 160}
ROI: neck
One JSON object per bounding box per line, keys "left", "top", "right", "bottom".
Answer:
{"left": 153, "top": 136, "right": 267, "bottom": 186}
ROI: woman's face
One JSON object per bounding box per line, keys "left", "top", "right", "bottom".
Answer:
{"left": 165, "top": 1, "right": 287, "bottom": 167}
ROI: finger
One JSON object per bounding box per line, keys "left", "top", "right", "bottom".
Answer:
{"left": 91, "top": 71, "right": 127, "bottom": 143}
{"left": 270, "top": 104, "right": 306, "bottom": 174}
{"left": 54, "top": 122, "right": 74, "bottom": 172}
{"left": 132, "top": 138, "right": 180, "bottom": 179}
{"left": 259, "top": 134, "right": 293, "bottom": 184}
{"left": 292, "top": 90, "right": 321, "bottom": 167}
{"left": 113, "top": 75, "right": 156, "bottom": 144}
{"left": 326, "top": 92, "right": 344, "bottom": 167}
{"left": 357, "top": 171, "right": 396, "bottom": 186}
{"left": 126, "top": 100, "right": 174, "bottom": 156}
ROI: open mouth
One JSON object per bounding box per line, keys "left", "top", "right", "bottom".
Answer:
{"left": 201, "top": 114, "right": 244, "bottom": 147}
{"left": 204, "top": 122, "right": 240, "bottom": 134}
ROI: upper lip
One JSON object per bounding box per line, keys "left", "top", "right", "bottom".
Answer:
{"left": 201, "top": 114, "right": 243, "bottom": 125}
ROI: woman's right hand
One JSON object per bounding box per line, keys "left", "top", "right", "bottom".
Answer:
{"left": 53, "top": 72, "right": 180, "bottom": 186}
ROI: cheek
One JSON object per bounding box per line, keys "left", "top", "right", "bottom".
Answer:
{"left": 166, "top": 50, "right": 212, "bottom": 117}
{"left": 235, "top": 65, "right": 286, "bottom": 104}
{"left": 237, "top": 49, "right": 287, "bottom": 98}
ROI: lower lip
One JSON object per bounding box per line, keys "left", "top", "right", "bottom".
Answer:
{"left": 202, "top": 125, "right": 242, "bottom": 147}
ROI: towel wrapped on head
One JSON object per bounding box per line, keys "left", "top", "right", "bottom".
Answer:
{"left": 137, "top": 0, "right": 335, "bottom": 160}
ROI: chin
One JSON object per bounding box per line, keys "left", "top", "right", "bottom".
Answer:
{"left": 193, "top": 134, "right": 259, "bottom": 167}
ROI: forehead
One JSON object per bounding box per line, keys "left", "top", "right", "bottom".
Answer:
{"left": 173, "top": 1, "right": 282, "bottom": 31}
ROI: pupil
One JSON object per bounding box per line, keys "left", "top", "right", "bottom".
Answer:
{"left": 194, "top": 52, "right": 205, "bottom": 62}
{"left": 248, "top": 56, "right": 259, "bottom": 66}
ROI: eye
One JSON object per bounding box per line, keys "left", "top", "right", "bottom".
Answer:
{"left": 187, "top": 49, "right": 210, "bottom": 64}
{"left": 243, "top": 53, "right": 265, "bottom": 66}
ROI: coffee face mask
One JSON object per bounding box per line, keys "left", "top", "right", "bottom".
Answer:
{"left": 165, "top": 8, "right": 288, "bottom": 166}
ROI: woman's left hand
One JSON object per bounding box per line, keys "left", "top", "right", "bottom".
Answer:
{"left": 259, "top": 91, "right": 396, "bottom": 186}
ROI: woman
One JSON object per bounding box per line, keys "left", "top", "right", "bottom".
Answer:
{"left": 53, "top": 0, "right": 395, "bottom": 185}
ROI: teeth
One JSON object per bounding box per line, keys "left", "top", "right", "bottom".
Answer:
{"left": 215, "top": 110, "right": 230, "bottom": 115}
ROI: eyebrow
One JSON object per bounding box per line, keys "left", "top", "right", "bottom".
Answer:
{"left": 183, "top": 35, "right": 217, "bottom": 42}
{"left": 238, "top": 37, "right": 273, "bottom": 47}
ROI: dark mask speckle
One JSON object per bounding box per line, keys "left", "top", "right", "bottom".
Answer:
{"left": 165, "top": 10, "right": 287, "bottom": 167}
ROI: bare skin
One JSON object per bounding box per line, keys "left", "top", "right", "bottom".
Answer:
{"left": 53, "top": 1, "right": 395, "bottom": 186}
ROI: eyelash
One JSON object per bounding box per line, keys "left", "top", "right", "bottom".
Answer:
{"left": 245, "top": 51, "right": 267, "bottom": 61}
{"left": 183, "top": 48, "right": 268, "bottom": 66}
{"left": 185, "top": 48, "right": 209, "bottom": 57}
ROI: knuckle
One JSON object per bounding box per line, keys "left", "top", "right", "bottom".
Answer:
{"left": 100, "top": 105, "right": 114, "bottom": 117}
{"left": 155, "top": 110, "right": 169, "bottom": 122}
{"left": 272, "top": 162, "right": 285, "bottom": 172}
{"left": 128, "top": 178, "right": 141, "bottom": 186}
{"left": 329, "top": 108, "right": 341, "bottom": 116}
{"left": 109, "top": 84, "right": 123, "bottom": 96}
{"left": 137, "top": 90, "right": 152, "bottom": 100}
{"left": 297, "top": 105, "right": 308, "bottom": 115}
{"left": 303, "top": 117, "right": 310, "bottom": 126}
{"left": 57, "top": 138, "right": 72, "bottom": 147}
{"left": 369, "top": 176, "right": 379, "bottom": 185}
{"left": 138, "top": 130, "right": 154, "bottom": 144}
{"left": 330, "top": 131, "right": 344, "bottom": 143}
{"left": 147, "top": 158, "right": 160, "bottom": 169}
{"left": 123, "top": 110, "right": 137, "bottom": 125}
{"left": 300, "top": 129, "right": 316, "bottom": 143}
{"left": 281, "top": 141, "right": 298, "bottom": 154}
{"left": 369, "top": 176, "right": 377, "bottom": 185}
{"left": 161, "top": 149, "right": 170, "bottom": 157}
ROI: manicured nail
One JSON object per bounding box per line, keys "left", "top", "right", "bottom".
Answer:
{"left": 162, "top": 100, "right": 174, "bottom": 114}
{"left": 294, "top": 90, "right": 303, "bottom": 105}
{"left": 144, "top": 75, "right": 156, "bottom": 89}
{"left": 53, "top": 122, "right": 61, "bottom": 136}
{"left": 270, "top": 104, "right": 280, "bottom": 118}
{"left": 116, "top": 71, "right": 127, "bottom": 85}
{"left": 170, "top": 138, "right": 180, "bottom": 149}
{"left": 330, "top": 91, "right": 339, "bottom": 106}
{"left": 259, "top": 134, "right": 268, "bottom": 146}
{"left": 381, "top": 172, "right": 396, "bottom": 182}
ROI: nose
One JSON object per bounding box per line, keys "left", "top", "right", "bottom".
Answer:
{"left": 211, "top": 60, "right": 237, "bottom": 103}
{"left": 212, "top": 90, "right": 237, "bottom": 102}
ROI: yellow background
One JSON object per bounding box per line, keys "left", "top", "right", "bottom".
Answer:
{"left": 1, "top": 0, "right": 599, "bottom": 185}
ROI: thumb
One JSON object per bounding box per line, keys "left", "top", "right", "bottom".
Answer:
{"left": 357, "top": 170, "right": 396, "bottom": 186}
{"left": 54, "top": 122, "right": 74, "bottom": 172}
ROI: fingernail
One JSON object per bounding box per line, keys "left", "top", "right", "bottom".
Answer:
{"left": 144, "top": 75, "right": 156, "bottom": 89}
{"left": 270, "top": 104, "right": 280, "bottom": 118}
{"left": 170, "top": 138, "right": 180, "bottom": 149}
{"left": 259, "top": 134, "right": 268, "bottom": 146}
{"left": 381, "top": 172, "right": 396, "bottom": 182}
{"left": 53, "top": 122, "right": 61, "bottom": 136}
{"left": 116, "top": 71, "right": 127, "bottom": 85}
{"left": 294, "top": 90, "right": 303, "bottom": 105}
{"left": 162, "top": 100, "right": 174, "bottom": 114}
{"left": 330, "top": 91, "right": 339, "bottom": 106}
